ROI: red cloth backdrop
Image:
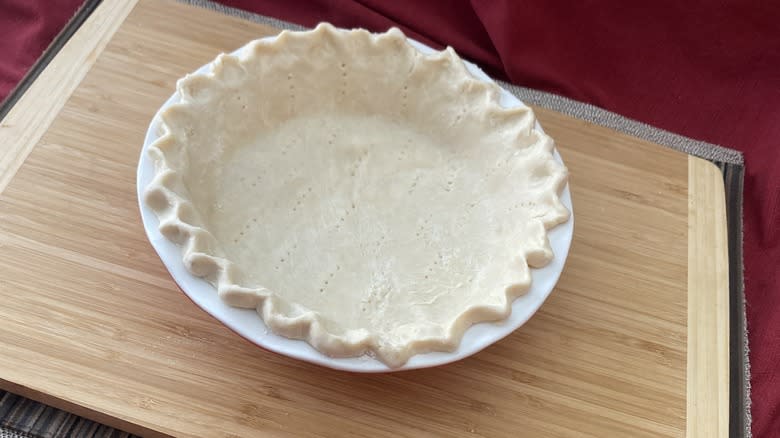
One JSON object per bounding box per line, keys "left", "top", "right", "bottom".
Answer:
{"left": 1, "top": 1, "right": 778, "bottom": 435}
{"left": 0, "top": 0, "right": 84, "bottom": 100}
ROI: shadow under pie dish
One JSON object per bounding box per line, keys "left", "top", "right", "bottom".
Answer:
{"left": 138, "top": 23, "right": 573, "bottom": 370}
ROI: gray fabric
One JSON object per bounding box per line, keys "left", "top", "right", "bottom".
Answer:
{"left": 499, "top": 84, "right": 744, "bottom": 165}
{"left": 719, "top": 161, "right": 752, "bottom": 438}
{"left": 179, "top": 0, "right": 306, "bottom": 32}
{"left": 0, "top": 393, "right": 136, "bottom": 438}
{"left": 0, "top": 428, "right": 34, "bottom": 438}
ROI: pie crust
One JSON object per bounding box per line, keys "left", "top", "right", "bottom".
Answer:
{"left": 144, "top": 23, "right": 570, "bottom": 367}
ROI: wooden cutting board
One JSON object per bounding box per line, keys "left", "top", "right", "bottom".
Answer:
{"left": 0, "top": 0, "right": 729, "bottom": 437}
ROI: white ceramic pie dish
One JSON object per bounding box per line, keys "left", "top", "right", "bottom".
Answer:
{"left": 137, "top": 32, "right": 573, "bottom": 372}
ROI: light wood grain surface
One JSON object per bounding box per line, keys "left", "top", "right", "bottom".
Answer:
{"left": 687, "top": 158, "right": 730, "bottom": 437}
{"left": 0, "top": 0, "right": 728, "bottom": 436}
{"left": 0, "top": 0, "right": 138, "bottom": 193}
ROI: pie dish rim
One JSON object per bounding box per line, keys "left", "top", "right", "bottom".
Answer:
{"left": 137, "top": 27, "right": 574, "bottom": 372}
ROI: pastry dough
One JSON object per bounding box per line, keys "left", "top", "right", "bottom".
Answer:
{"left": 145, "top": 23, "right": 570, "bottom": 367}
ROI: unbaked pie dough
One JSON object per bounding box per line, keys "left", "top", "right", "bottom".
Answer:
{"left": 145, "top": 23, "right": 570, "bottom": 367}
